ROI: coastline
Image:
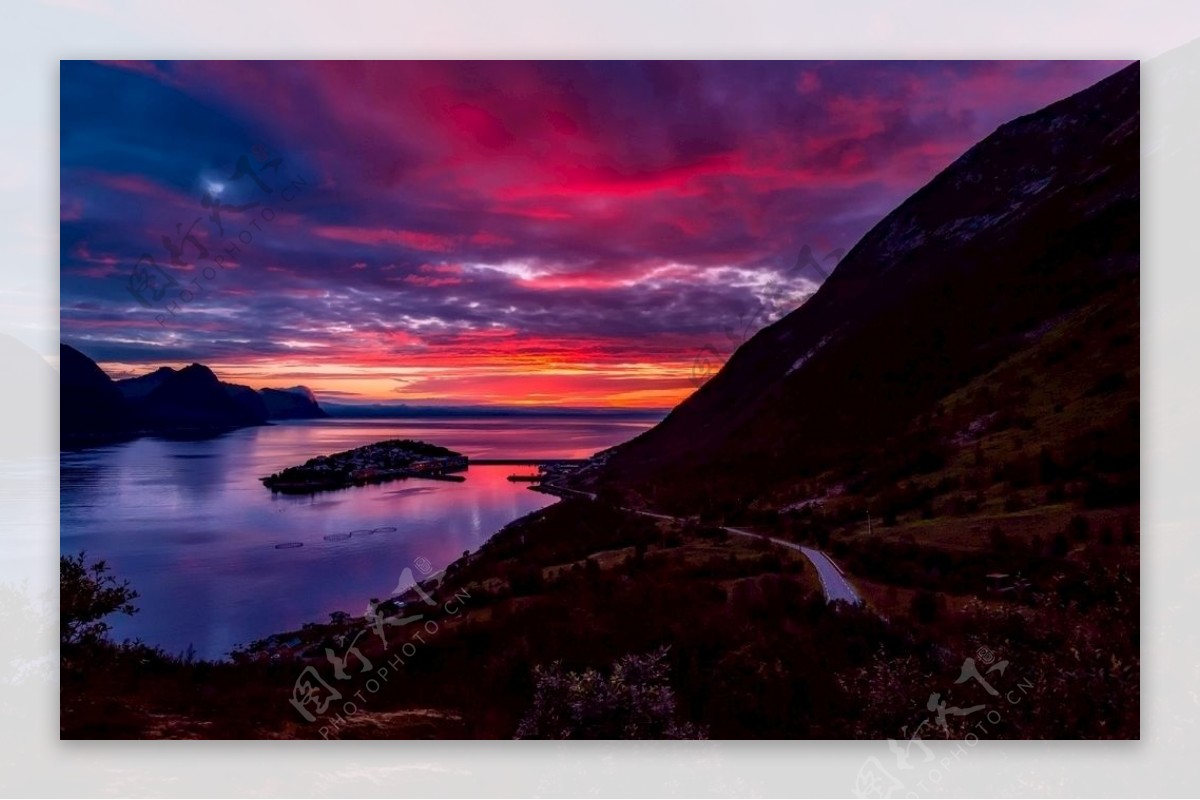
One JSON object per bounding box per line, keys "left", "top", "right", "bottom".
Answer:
{"left": 61, "top": 416, "right": 651, "bottom": 662}
{"left": 233, "top": 490, "right": 563, "bottom": 663}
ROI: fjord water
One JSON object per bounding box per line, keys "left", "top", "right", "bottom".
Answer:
{"left": 59, "top": 416, "right": 657, "bottom": 660}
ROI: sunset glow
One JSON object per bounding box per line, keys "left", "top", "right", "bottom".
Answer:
{"left": 60, "top": 60, "right": 1127, "bottom": 408}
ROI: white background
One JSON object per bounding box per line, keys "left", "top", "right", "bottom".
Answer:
{"left": 2, "top": 0, "right": 1197, "bottom": 796}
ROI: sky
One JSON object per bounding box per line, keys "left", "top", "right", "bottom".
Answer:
{"left": 60, "top": 59, "right": 1128, "bottom": 409}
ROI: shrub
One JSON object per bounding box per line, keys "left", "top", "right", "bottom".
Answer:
{"left": 515, "top": 647, "right": 705, "bottom": 739}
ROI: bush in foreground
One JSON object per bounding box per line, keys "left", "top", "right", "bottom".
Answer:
{"left": 515, "top": 647, "right": 706, "bottom": 739}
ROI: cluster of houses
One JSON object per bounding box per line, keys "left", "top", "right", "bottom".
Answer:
{"left": 315, "top": 443, "right": 465, "bottom": 474}
{"left": 536, "top": 461, "right": 579, "bottom": 483}
{"left": 262, "top": 439, "right": 468, "bottom": 493}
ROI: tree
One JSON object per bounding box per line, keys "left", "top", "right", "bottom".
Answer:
{"left": 60, "top": 552, "right": 138, "bottom": 649}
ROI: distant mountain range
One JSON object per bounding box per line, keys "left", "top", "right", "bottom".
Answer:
{"left": 60, "top": 346, "right": 664, "bottom": 447}
{"left": 60, "top": 344, "right": 326, "bottom": 447}
{"left": 599, "top": 62, "right": 1140, "bottom": 514}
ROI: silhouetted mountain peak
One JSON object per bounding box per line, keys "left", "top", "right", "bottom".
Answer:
{"left": 61, "top": 344, "right": 131, "bottom": 440}
{"left": 281, "top": 385, "right": 318, "bottom": 402}
{"left": 175, "top": 363, "right": 219, "bottom": 382}
{"left": 116, "top": 366, "right": 177, "bottom": 399}
{"left": 61, "top": 344, "right": 117, "bottom": 390}
{"left": 61, "top": 346, "right": 328, "bottom": 446}
{"left": 259, "top": 386, "right": 327, "bottom": 419}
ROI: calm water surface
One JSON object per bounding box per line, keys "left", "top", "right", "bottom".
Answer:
{"left": 59, "top": 416, "right": 657, "bottom": 659}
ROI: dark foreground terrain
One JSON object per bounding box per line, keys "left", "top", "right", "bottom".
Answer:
{"left": 61, "top": 486, "right": 1136, "bottom": 739}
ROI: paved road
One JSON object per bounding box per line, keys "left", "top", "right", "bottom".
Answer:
{"left": 538, "top": 483, "right": 596, "bottom": 501}
{"left": 797, "top": 546, "right": 863, "bottom": 605}
{"left": 538, "top": 481, "right": 862, "bottom": 606}
{"left": 724, "top": 528, "right": 863, "bottom": 606}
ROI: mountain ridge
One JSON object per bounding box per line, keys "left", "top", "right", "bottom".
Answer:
{"left": 598, "top": 62, "right": 1139, "bottom": 515}
{"left": 60, "top": 345, "right": 328, "bottom": 446}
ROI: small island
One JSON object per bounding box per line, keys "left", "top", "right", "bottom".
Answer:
{"left": 261, "top": 439, "right": 468, "bottom": 494}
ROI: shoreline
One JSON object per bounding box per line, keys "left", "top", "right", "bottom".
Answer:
{"left": 231, "top": 492, "right": 563, "bottom": 664}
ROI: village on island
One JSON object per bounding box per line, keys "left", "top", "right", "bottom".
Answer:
{"left": 260, "top": 439, "right": 470, "bottom": 493}
{"left": 261, "top": 437, "right": 597, "bottom": 495}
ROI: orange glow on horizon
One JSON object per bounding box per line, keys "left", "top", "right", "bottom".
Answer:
{"left": 98, "top": 333, "right": 721, "bottom": 409}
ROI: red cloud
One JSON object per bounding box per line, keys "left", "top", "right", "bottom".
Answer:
{"left": 313, "top": 225, "right": 455, "bottom": 252}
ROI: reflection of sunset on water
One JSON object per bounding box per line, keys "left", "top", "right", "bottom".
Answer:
{"left": 59, "top": 416, "right": 652, "bottom": 659}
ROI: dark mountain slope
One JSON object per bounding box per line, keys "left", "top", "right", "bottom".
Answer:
{"left": 116, "top": 366, "right": 176, "bottom": 399}
{"left": 61, "top": 343, "right": 129, "bottom": 439}
{"left": 224, "top": 382, "right": 271, "bottom": 424}
{"left": 260, "top": 386, "right": 328, "bottom": 419}
{"left": 601, "top": 63, "right": 1139, "bottom": 514}
{"left": 133, "top": 364, "right": 265, "bottom": 429}
{"left": 60, "top": 346, "right": 331, "bottom": 446}
{"left": 119, "top": 370, "right": 322, "bottom": 421}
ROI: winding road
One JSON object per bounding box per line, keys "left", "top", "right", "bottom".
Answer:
{"left": 724, "top": 528, "right": 863, "bottom": 606}
{"left": 798, "top": 546, "right": 862, "bottom": 605}
{"left": 537, "top": 482, "right": 863, "bottom": 606}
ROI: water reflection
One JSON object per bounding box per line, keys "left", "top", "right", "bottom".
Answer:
{"left": 59, "top": 416, "right": 656, "bottom": 659}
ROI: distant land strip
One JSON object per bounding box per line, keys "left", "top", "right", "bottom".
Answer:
{"left": 470, "top": 458, "right": 588, "bottom": 466}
